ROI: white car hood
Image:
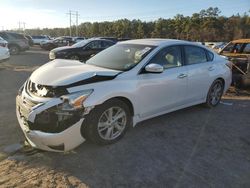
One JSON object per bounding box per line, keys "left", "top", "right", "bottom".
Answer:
{"left": 30, "top": 59, "right": 121, "bottom": 86}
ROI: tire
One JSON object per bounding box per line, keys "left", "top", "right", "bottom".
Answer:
{"left": 9, "top": 45, "right": 20, "bottom": 55}
{"left": 82, "top": 99, "right": 131, "bottom": 145}
{"left": 205, "top": 79, "right": 224, "bottom": 108}
{"left": 69, "top": 55, "right": 80, "bottom": 60}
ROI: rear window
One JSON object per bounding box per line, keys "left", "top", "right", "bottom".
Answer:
{"left": 207, "top": 51, "right": 214, "bottom": 61}
{"left": 184, "top": 46, "right": 208, "bottom": 65}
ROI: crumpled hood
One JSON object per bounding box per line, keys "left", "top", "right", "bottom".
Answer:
{"left": 30, "top": 59, "right": 121, "bottom": 86}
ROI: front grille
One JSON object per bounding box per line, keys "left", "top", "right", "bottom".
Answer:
{"left": 26, "top": 80, "right": 68, "bottom": 98}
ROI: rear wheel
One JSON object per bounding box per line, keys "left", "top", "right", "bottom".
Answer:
{"left": 205, "top": 79, "right": 224, "bottom": 107}
{"left": 9, "top": 45, "right": 20, "bottom": 55}
{"left": 83, "top": 99, "right": 131, "bottom": 144}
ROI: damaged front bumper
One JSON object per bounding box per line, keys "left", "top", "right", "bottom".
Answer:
{"left": 16, "top": 94, "right": 86, "bottom": 152}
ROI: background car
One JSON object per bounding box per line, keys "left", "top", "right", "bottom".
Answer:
{"left": 49, "top": 39, "right": 115, "bottom": 61}
{"left": 41, "top": 36, "right": 75, "bottom": 50}
{"left": 219, "top": 39, "right": 250, "bottom": 88}
{"left": 73, "top": 37, "right": 87, "bottom": 43}
{"left": 0, "top": 31, "right": 29, "bottom": 55}
{"left": 32, "top": 35, "right": 51, "bottom": 45}
{"left": 0, "top": 36, "right": 10, "bottom": 62}
{"left": 25, "top": 35, "right": 34, "bottom": 46}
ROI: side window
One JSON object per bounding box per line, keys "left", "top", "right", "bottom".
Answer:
{"left": 149, "top": 46, "right": 182, "bottom": 69}
{"left": 102, "top": 41, "right": 113, "bottom": 48}
{"left": 243, "top": 43, "right": 250, "bottom": 54}
{"left": 88, "top": 41, "right": 102, "bottom": 49}
{"left": 184, "top": 46, "right": 207, "bottom": 65}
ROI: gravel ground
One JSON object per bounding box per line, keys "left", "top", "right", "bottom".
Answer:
{"left": 0, "top": 47, "right": 250, "bottom": 188}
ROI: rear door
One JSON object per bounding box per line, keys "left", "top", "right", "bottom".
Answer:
{"left": 184, "top": 45, "right": 215, "bottom": 102}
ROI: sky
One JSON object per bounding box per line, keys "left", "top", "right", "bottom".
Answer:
{"left": 0, "top": 0, "right": 249, "bottom": 30}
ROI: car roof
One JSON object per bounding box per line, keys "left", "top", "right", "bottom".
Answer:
{"left": 120, "top": 38, "right": 191, "bottom": 46}
{"left": 231, "top": 39, "right": 250, "bottom": 43}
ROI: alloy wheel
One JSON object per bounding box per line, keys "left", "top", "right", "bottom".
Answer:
{"left": 209, "top": 82, "right": 223, "bottom": 105}
{"left": 97, "top": 107, "right": 127, "bottom": 140}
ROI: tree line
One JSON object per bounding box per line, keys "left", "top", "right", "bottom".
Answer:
{"left": 24, "top": 7, "right": 250, "bottom": 42}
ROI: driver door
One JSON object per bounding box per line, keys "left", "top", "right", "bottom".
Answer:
{"left": 137, "top": 45, "right": 188, "bottom": 118}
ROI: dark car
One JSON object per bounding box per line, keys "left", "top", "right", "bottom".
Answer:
{"left": 41, "top": 36, "right": 75, "bottom": 51}
{"left": 25, "top": 35, "right": 34, "bottom": 46}
{"left": 49, "top": 39, "right": 115, "bottom": 62}
{"left": 0, "top": 32, "right": 30, "bottom": 55}
{"left": 219, "top": 39, "right": 250, "bottom": 88}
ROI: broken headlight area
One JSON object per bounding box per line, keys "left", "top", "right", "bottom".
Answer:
{"left": 60, "top": 89, "right": 93, "bottom": 111}
{"left": 28, "top": 105, "right": 83, "bottom": 133}
{"left": 27, "top": 90, "right": 94, "bottom": 133}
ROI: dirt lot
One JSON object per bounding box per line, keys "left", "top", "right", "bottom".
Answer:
{"left": 0, "top": 47, "right": 250, "bottom": 188}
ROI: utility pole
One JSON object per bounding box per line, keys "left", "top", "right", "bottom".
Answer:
{"left": 67, "top": 10, "right": 72, "bottom": 36}
{"left": 76, "top": 11, "right": 79, "bottom": 36}
{"left": 18, "top": 21, "right": 26, "bottom": 32}
{"left": 67, "top": 10, "right": 80, "bottom": 36}
{"left": 18, "top": 21, "right": 21, "bottom": 31}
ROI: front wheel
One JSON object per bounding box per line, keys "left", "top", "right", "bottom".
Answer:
{"left": 205, "top": 79, "right": 224, "bottom": 108}
{"left": 83, "top": 99, "right": 131, "bottom": 144}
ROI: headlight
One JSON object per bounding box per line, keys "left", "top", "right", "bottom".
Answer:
{"left": 59, "top": 89, "right": 93, "bottom": 111}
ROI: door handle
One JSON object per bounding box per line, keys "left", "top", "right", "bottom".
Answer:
{"left": 208, "top": 66, "right": 215, "bottom": 71}
{"left": 178, "top": 73, "right": 187, "bottom": 79}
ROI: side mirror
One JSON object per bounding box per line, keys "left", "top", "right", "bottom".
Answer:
{"left": 145, "top": 64, "right": 164, "bottom": 73}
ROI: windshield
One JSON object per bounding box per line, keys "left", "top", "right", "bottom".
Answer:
{"left": 72, "top": 39, "right": 90, "bottom": 47}
{"left": 86, "top": 43, "right": 155, "bottom": 71}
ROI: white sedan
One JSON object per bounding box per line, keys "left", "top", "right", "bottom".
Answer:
{"left": 16, "top": 39, "right": 231, "bottom": 152}
{"left": 0, "top": 37, "right": 10, "bottom": 62}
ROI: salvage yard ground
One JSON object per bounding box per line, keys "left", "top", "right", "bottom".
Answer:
{"left": 0, "top": 47, "right": 250, "bottom": 188}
